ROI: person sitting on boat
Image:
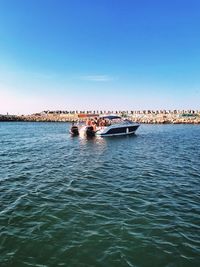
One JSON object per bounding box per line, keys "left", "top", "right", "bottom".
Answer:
{"left": 91, "top": 120, "right": 97, "bottom": 131}
{"left": 104, "top": 119, "right": 108, "bottom": 126}
{"left": 99, "top": 119, "right": 105, "bottom": 127}
{"left": 86, "top": 118, "right": 92, "bottom": 126}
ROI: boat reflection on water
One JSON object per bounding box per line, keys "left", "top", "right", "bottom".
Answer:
{"left": 78, "top": 131, "right": 108, "bottom": 157}
{"left": 69, "top": 121, "right": 139, "bottom": 161}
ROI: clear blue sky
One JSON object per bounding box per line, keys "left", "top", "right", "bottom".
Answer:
{"left": 0, "top": 0, "right": 200, "bottom": 114}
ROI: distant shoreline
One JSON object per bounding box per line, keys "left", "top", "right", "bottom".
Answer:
{"left": 1, "top": 110, "right": 200, "bottom": 124}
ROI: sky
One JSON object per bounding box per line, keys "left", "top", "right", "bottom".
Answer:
{"left": 0, "top": 0, "right": 200, "bottom": 114}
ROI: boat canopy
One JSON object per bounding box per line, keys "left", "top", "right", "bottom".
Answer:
{"left": 100, "top": 115, "right": 121, "bottom": 120}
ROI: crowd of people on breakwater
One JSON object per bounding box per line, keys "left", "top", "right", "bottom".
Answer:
{"left": 0, "top": 110, "right": 200, "bottom": 124}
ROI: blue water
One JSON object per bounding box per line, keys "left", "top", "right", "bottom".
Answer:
{"left": 0, "top": 122, "right": 200, "bottom": 267}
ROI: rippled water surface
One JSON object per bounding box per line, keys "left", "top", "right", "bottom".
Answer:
{"left": 0, "top": 122, "right": 200, "bottom": 267}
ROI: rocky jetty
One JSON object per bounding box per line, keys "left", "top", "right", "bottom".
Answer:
{"left": 1, "top": 110, "right": 200, "bottom": 124}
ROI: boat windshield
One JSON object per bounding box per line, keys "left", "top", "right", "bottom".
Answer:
{"left": 99, "top": 115, "right": 121, "bottom": 120}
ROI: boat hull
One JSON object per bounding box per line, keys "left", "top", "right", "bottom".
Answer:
{"left": 96, "top": 124, "right": 140, "bottom": 137}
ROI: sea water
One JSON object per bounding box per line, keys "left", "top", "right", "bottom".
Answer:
{"left": 0, "top": 122, "right": 199, "bottom": 267}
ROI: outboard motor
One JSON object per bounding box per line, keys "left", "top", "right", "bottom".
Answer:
{"left": 70, "top": 125, "right": 79, "bottom": 136}
{"left": 86, "top": 126, "right": 95, "bottom": 137}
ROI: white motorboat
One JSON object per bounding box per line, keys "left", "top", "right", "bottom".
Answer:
{"left": 70, "top": 115, "right": 140, "bottom": 137}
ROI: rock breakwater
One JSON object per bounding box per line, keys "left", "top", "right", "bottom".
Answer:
{"left": 1, "top": 110, "right": 200, "bottom": 124}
